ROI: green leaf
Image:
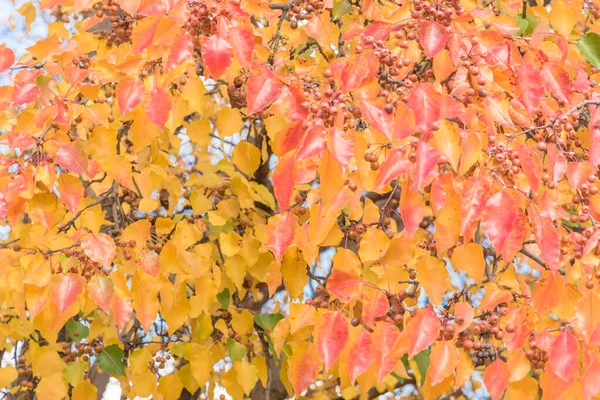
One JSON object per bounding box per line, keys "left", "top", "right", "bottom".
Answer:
{"left": 65, "top": 319, "right": 89, "bottom": 341}
{"left": 96, "top": 344, "right": 125, "bottom": 376}
{"left": 227, "top": 339, "right": 247, "bottom": 362}
{"left": 217, "top": 288, "right": 230, "bottom": 309}
{"left": 515, "top": 14, "right": 538, "bottom": 36}
{"left": 332, "top": 0, "right": 353, "bottom": 19}
{"left": 254, "top": 313, "right": 284, "bottom": 332}
{"left": 578, "top": 33, "right": 600, "bottom": 69}
{"left": 413, "top": 349, "right": 431, "bottom": 387}
{"left": 62, "top": 361, "right": 87, "bottom": 387}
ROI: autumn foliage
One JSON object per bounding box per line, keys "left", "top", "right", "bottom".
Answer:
{"left": 3, "top": 0, "right": 600, "bottom": 398}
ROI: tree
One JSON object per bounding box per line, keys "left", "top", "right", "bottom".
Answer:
{"left": 1, "top": 0, "right": 600, "bottom": 398}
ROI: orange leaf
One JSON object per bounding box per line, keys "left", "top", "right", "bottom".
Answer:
{"left": 50, "top": 274, "right": 85, "bottom": 314}
{"left": 483, "top": 359, "right": 510, "bottom": 400}
{"left": 549, "top": 330, "right": 579, "bottom": 383}
{"left": 408, "top": 308, "right": 440, "bottom": 357}
{"left": 345, "top": 328, "right": 374, "bottom": 382}
{"left": 287, "top": 342, "right": 322, "bottom": 395}
{"left": 428, "top": 340, "right": 458, "bottom": 386}
{"left": 81, "top": 233, "right": 117, "bottom": 266}
{"left": 264, "top": 212, "right": 298, "bottom": 263}
{"left": 314, "top": 312, "right": 349, "bottom": 371}
{"left": 362, "top": 286, "right": 388, "bottom": 328}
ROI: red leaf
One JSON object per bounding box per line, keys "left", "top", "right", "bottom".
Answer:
{"left": 80, "top": 233, "right": 117, "bottom": 266}
{"left": 371, "top": 323, "right": 402, "bottom": 380}
{"left": 264, "top": 212, "right": 298, "bottom": 263}
{"left": 327, "top": 267, "right": 363, "bottom": 302}
{"left": 272, "top": 152, "right": 297, "bottom": 211}
{"left": 132, "top": 16, "right": 160, "bottom": 53}
{"left": 87, "top": 275, "right": 114, "bottom": 313}
{"left": 547, "top": 143, "right": 567, "bottom": 186}
{"left": 400, "top": 183, "right": 425, "bottom": 237}
{"left": 117, "top": 76, "right": 145, "bottom": 116}
{"left": 314, "top": 312, "right": 349, "bottom": 370}
{"left": 362, "top": 287, "right": 389, "bottom": 328}
{"left": 505, "top": 305, "right": 536, "bottom": 351}
{"left": 14, "top": 69, "right": 41, "bottom": 105}
{"left": 357, "top": 97, "right": 394, "bottom": 139}
{"left": 518, "top": 63, "right": 543, "bottom": 114}
{"left": 146, "top": 86, "right": 171, "bottom": 128}
{"left": 246, "top": 66, "right": 282, "bottom": 114}
{"left": 419, "top": 20, "right": 450, "bottom": 58}
{"left": 529, "top": 207, "right": 560, "bottom": 271}
{"left": 589, "top": 105, "right": 600, "bottom": 168}
{"left": 55, "top": 142, "right": 88, "bottom": 175}
{"left": 482, "top": 190, "right": 519, "bottom": 257}
{"left": 201, "top": 35, "right": 233, "bottom": 79}
{"left": 165, "top": 31, "right": 193, "bottom": 72}
{"left": 408, "top": 308, "right": 441, "bottom": 357}
{"left": 340, "top": 52, "right": 378, "bottom": 93}
{"left": 516, "top": 144, "right": 543, "bottom": 195}
{"left": 408, "top": 84, "right": 463, "bottom": 134}
{"left": 541, "top": 63, "right": 571, "bottom": 105}
{"left": 228, "top": 25, "right": 254, "bottom": 68}
{"left": 483, "top": 359, "right": 510, "bottom": 400}
{"left": 57, "top": 174, "right": 84, "bottom": 214}
{"left": 375, "top": 148, "right": 412, "bottom": 189}
{"left": 412, "top": 140, "right": 441, "bottom": 190}
{"left": 111, "top": 295, "right": 133, "bottom": 331}
{"left": 296, "top": 125, "right": 326, "bottom": 161}
{"left": 346, "top": 329, "right": 374, "bottom": 382}
{"left": 549, "top": 330, "right": 579, "bottom": 383}
{"left": 50, "top": 274, "right": 85, "bottom": 314}
{"left": 460, "top": 175, "right": 491, "bottom": 239}
{"left": 328, "top": 115, "right": 354, "bottom": 172}
{"left": 0, "top": 44, "right": 15, "bottom": 74}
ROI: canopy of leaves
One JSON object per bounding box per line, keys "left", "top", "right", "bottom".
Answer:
{"left": 1, "top": 0, "right": 600, "bottom": 398}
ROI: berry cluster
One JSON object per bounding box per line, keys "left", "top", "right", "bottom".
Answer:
{"left": 148, "top": 348, "right": 172, "bottom": 370}
{"left": 93, "top": 1, "right": 134, "bottom": 46}
{"left": 72, "top": 54, "right": 91, "bottom": 69}
{"left": 525, "top": 340, "right": 548, "bottom": 370}
{"left": 227, "top": 74, "right": 248, "bottom": 109}
{"left": 305, "top": 284, "right": 330, "bottom": 309}
{"left": 299, "top": 70, "right": 358, "bottom": 130}
{"left": 185, "top": 1, "right": 217, "bottom": 39}
{"left": 411, "top": 0, "right": 464, "bottom": 26}
{"left": 467, "top": 342, "right": 497, "bottom": 367}
{"left": 61, "top": 337, "right": 105, "bottom": 363}
{"left": 15, "top": 356, "right": 36, "bottom": 391}
{"left": 288, "top": 0, "right": 325, "bottom": 29}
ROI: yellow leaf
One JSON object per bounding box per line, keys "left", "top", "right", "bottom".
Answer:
{"left": 159, "top": 374, "right": 184, "bottom": 400}
{"left": 186, "top": 118, "right": 212, "bottom": 148}
{"left": 32, "top": 346, "right": 63, "bottom": 378}
{"left": 190, "top": 351, "right": 213, "bottom": 386}
{"left": 358, "top": 228, "right": 390, "bottom": 264}
{"left": 189, "top": 277, "right": 218, "bottom": 317}
{"left": 451, "top": 243, "right": 485, "bottom": 284}
{"left": 232, "top": 141, "right": 261, "bottom": 176}
{"left": 416, "top": 255, "right": 448, "bottom": 306}
{"left": 0, "top": 365, "right": 17, "bottom": 388}
{"left": 217, "top": 107, "right": 243, "bottom": 137}
{"left": 18, "top": 3, "right": 36, "bottom": 32}
{"left": 139, "top": 198, "right": 159, "bottom": 212}
{"left": 182, "top": 76, "right": 216, "bottom": 118}
{"left": 220, "top": 231, "right": 242, "bottom": 257}
{"left": 549, "top": 0, "right": 575, "bottom": 38}
{"left": 252, "top": 355, "right": 268, "bottom": 387}
{"left": 281, "top": 246, "right": 308, "bottom": 299}
{"left": 190, "top": 189, "right": 213, "bottom": 214}
{"left": 235, "top": 360, "right": 259, "bottom": 395}
{"left": 71, "top": 381, "right": 98, "bottom": 400}
{"left": 36, "top": 372, "right": 68, "bottom": 400}
{"left": 231, "top": 310, "right": 254, "bottom": 336}
{"left": 505, "top": 375, "right": 538, "bottom": 400}
{"left": 507, "top": 349, "right": 531, "bottom": 382}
